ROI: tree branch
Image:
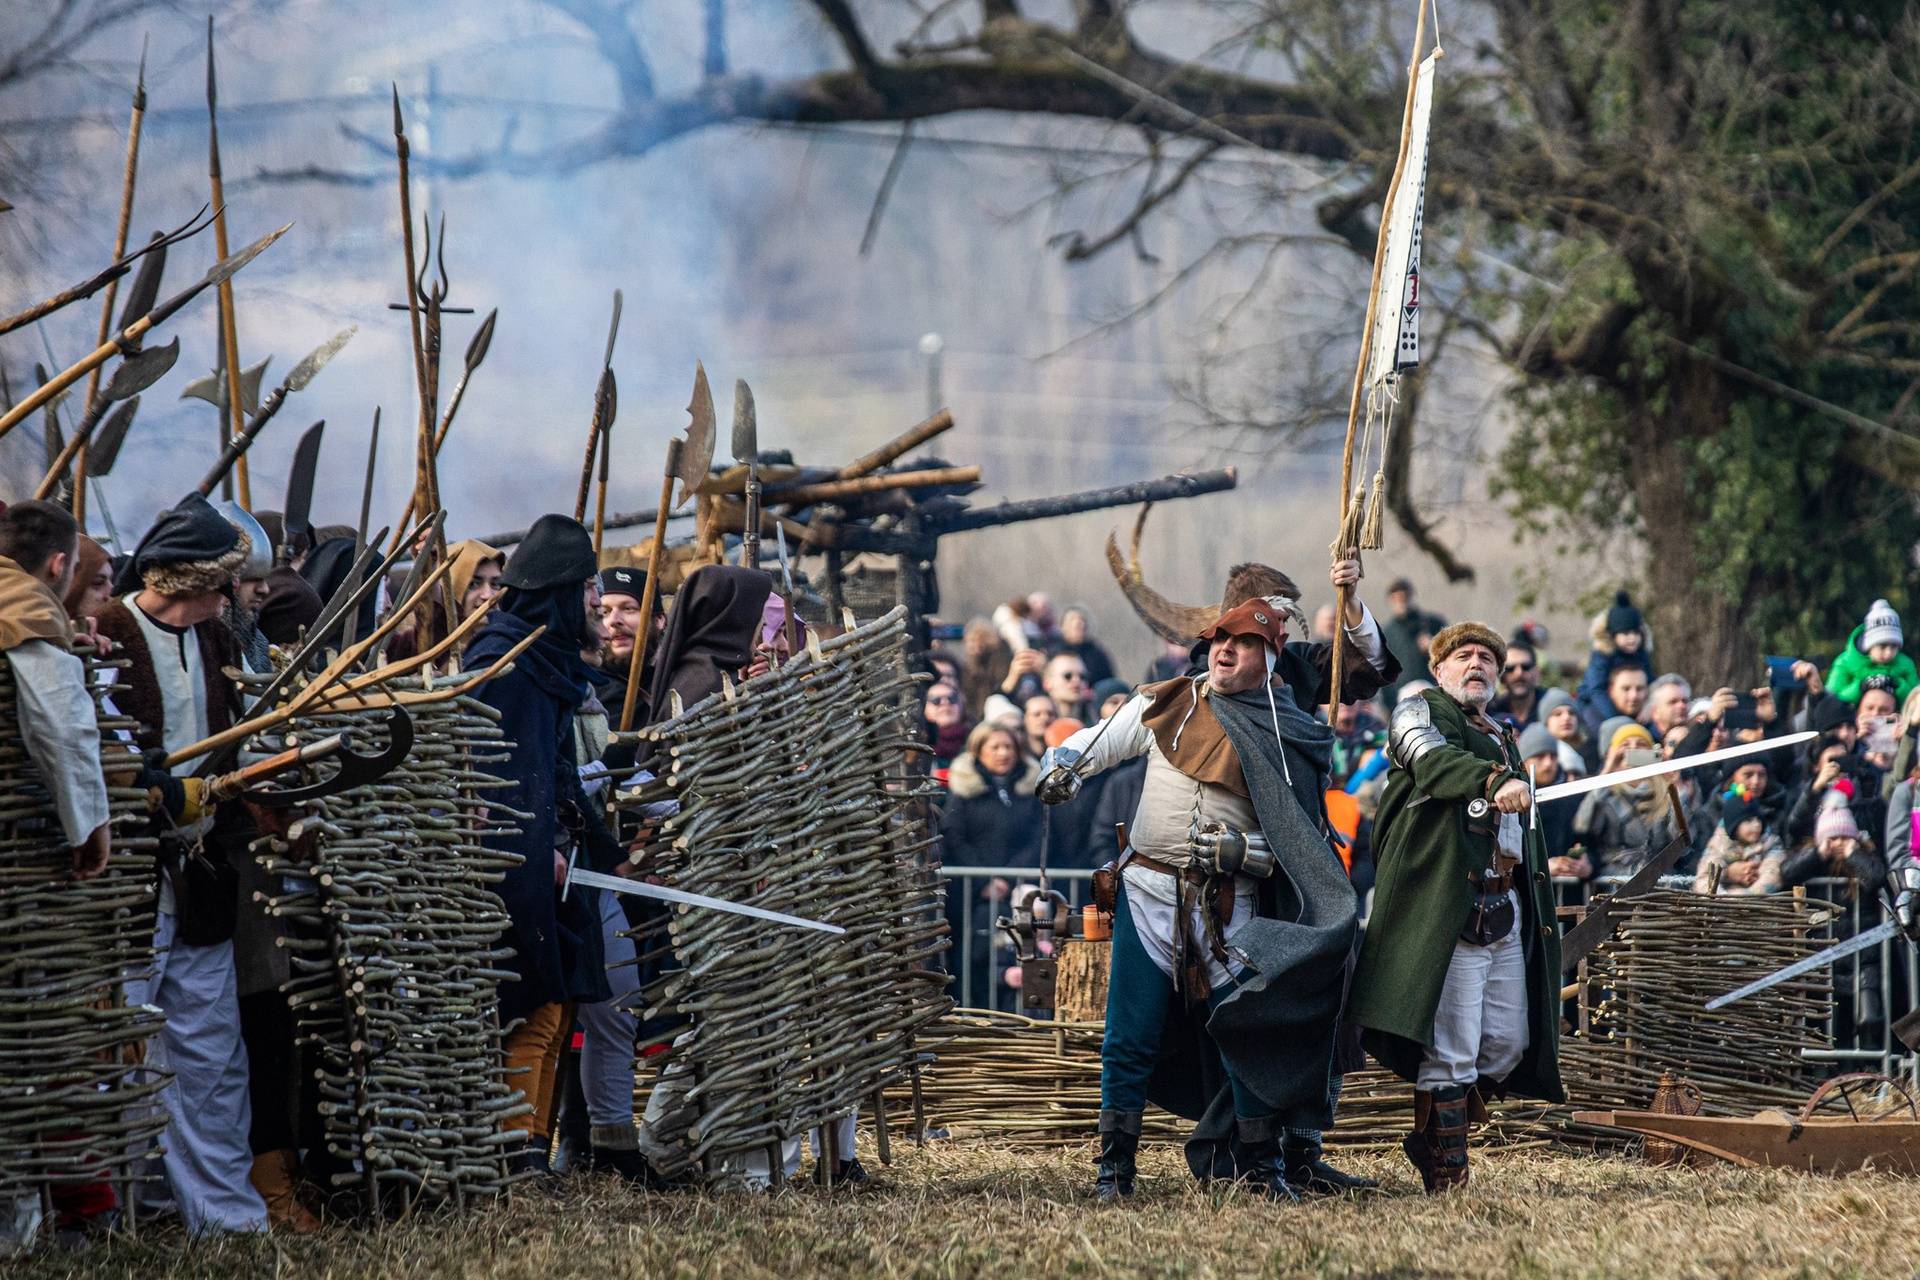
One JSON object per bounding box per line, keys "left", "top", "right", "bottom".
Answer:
{"left": 537, "top": 0, "right": 655, "bottom": 100}
{"left": 808, "top": 0, "right": 881, "bottom": 76}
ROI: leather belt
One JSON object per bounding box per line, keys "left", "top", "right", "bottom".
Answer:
{"left": 1131, "top": 852, "right": 1212, "bottom": 887}
{"left": 1470, "top": 868, "right": 1516, "bottom": 894}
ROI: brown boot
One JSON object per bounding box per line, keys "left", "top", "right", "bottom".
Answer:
{"left": 1402, "top": 1087, "right": 1470, "bottom": 1194}
{"left": 249, "top": 1149, "right": 322, "bottom": 1234}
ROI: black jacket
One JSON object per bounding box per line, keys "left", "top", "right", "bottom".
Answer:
{"left": 939, "top": 754, "right": 1043, "bottom": 868}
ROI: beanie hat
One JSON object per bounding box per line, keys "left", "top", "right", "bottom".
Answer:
{"left": 1721, "top": 786, "right": 1761, "bottom": 834}
{"left": 1599, "top": 715, "right": 1651, "bottom": 756}
{"left": 1607, "top": 720, "right": 1654, "bottom": 756}
{"left": 1517, "top": 723, "right": 1557, "bottom": 762}
{"left": 1091, "top": 677, "right": 1130, "bottom": 708}
{"left": 1809, "top": 695, "right": 1854, "bottom": 734}
{"left": 1862, "top": 598, "right": 1903, "bottom": 652}
{"left": 1815, "top": 780, "right": 1860, "bottom": 844}
{"left": 1605, "top": 591, "right": 1643, "bottom": 636}
{"left": 1863, "top": 673, "right": 1899, "bottom": 697}
{"left": 1537, "top": 686, "right": 1574, "bottom": 719}
{"left": 1427, "top": 621, "right": 1506, "bottom": 671}
{"left": 599, "top": 565, "right": 646, "bottom": 602}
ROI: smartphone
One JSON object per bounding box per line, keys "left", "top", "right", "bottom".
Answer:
{"left": 1623, "top": 747, "right": 1660, "bottom": 770}
{"left": 1764, "top": 655, "right": 1805, "bottom": 692}
{"left": 1724, "top": 692, "right": 1760, "bottom": 732}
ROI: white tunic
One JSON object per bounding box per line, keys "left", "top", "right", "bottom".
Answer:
{"left": 5, "top": 639, "right": 109, "bottom": 845}
{"left": 1060, "top": 607, "right": 1390, "bottom": 988}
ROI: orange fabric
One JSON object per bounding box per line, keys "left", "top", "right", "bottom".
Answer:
{"left": 1324, "top": 790, "right": 1361, "bottom": 873}
{"left": 502, "top": 1001, "right": 568, "bottom": 1140}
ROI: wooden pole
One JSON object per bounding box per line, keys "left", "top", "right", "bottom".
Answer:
{"left": 391, "top": 87, "right": 433, "bottom": 547}
{"left": 769, "top": 465, "right": 979, "bottom": 509}
{"left": 1329, "top": 0, "right": 1430, "bottom": 711}
{"left": 834, "top": 409, "right": 953, "bottom": 480}
{"left": 76, "top": 44, "right": 146, "bottom": 523}
{"left": 618, "top": 438, "right": 682, "bottom": 734}
{"left": 206, "top": 18, "right": 249, "bottom": 506}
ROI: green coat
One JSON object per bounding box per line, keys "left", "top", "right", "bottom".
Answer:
{"left": 1348, "top": 688, "right": 1565, "bottom": 1101}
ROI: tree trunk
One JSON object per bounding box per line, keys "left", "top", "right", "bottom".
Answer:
{"left": 1627, "top": 370, "right": 1760, "bottom": 690}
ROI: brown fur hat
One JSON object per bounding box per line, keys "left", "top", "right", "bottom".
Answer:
{"left": 1427, "top": 621, "right": 1507, "bottom": 672}
{"left": 1221, "top": 563, "right": 1300, "bottom": 609}
{"left": 142, "top": 531, "right": 251, "bottom": 597}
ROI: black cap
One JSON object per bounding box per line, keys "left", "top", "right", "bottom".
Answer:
{"left": 500, "top": 515, "right": 597, "bottom": 591}
{"left": 112, "top": 492, "right": 242, "bottom": 594}
{"left": 599, "top": 565, "right": 646, "bottom": 601}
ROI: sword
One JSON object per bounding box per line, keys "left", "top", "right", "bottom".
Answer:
{"left": 1704, "top": 920, "right": 1900, "bottom": 1011}
{"left": 1536, "top": 732, "right": 1815, "bottom": 804}
{"left": 564, "top": 866, "right": 846, "bottom": 935}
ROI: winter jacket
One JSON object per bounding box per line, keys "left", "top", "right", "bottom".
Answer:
{"left": 939, "top": 753, "right": 1044, "bottom": 869}
{"left": 1826, "top": 623, "right": 1920, "bottom": 704}
{"left": 1693, "top": 827, "right": 1785, "bottom": 895}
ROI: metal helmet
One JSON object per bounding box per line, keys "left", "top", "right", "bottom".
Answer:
{"left": 213, "top": 500, "right": 273, "bottom": 582}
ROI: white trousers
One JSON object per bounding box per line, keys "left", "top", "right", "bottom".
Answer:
{"left": 1416, "top": 897, "right": 1529, "bottom": 1089}
{"left": 735, "top": 1110, "right": 861, "bottom": 1189}
{"left": 128, "top": 910, "right": 267, "bottom": 1235}
{"left": 578, "top": 892, "right": 642, "bottom": 1128}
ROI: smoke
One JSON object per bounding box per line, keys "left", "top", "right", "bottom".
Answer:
{"left": 0, "top": 1, "right": 1582, "bottom": 675}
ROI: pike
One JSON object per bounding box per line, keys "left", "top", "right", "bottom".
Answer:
{"left": 733, "top": 379, "right": 761, "bottom": 568}
{"left": 396, "top": 306, "right": 495, "bottom": 532}
{"left": 356, "top": 409, "right": 381, "bottom": 558}
{"left": 0, "top": 204, "right": 210, "bottom": 339}
{"left": 76, "top": 38, "right": 149, "bottom": 523}
{"left": 0, "top": 223, "right": 293, "bottom": 440}
{"left": 563, "top": 867, "right": 845, "bottom": 936}
{"left": 33, "top": 341, "right": 179, "bottom": 500}
{"left": 618, "top": 363, "right": 709, "bottom": 734}
{"left": 575, "top": 290, "right": 622, "bottom": 525}
{"left": 205, "top": 17, "right": 251, "bottom": 504}
{"left": 282, "top": 419, "right": 326, "bottom": 564}
{"left": 390, "top": 87, "right": 435, "bottom": 560}
{"left": 194, "top": 328, "right": 354, "bottom": 496}
{"left": 1534, "top": 733, "right": 1815, "bottom": 805}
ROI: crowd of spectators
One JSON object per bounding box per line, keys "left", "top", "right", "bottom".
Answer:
{"left": 918, "top": 584, "right": 1920, "bottom": 1038}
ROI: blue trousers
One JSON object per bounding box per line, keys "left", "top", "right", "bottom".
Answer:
{"left": 1099, "top": 881, "right": 1274, "bottom": 1120}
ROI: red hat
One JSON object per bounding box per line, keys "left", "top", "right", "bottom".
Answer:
{"left": 1197, "top": 598, "right": 1290, "bottom": 651}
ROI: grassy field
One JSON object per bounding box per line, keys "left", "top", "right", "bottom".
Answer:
{"left": 18, "top": 1142, "right": 1919, "bottom": 1279}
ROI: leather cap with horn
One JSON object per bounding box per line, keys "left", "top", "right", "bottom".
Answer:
{"left": 1107, "top": 504, "right": 1306, "bottom": 642}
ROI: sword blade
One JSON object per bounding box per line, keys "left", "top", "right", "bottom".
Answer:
{"left": 566, "top": 867, "right": 846, "bottom": 936}
{"left": 1703, "top": 919, "right": 1899, "bottom": 1011}
{"left": 1536, "top": 732, "right": 1815, "bottom": 805}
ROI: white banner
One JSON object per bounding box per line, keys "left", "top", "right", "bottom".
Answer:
{"left": 1365, "top": 51, "right": 1437, "bottom": 389}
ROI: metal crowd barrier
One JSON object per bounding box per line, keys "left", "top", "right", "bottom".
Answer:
{"left": 939, "top": 865, "right": 1919, "bottom": 1080}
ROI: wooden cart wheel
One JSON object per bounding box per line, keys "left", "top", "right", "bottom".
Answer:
{"left": 1797, "top": 1073, "right": 1920, "bottom": 1124}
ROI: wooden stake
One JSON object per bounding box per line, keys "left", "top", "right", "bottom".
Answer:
{"left": 618, "top": 438, "right": 682, "bottom": 734}
{"left": 206, "top": 18, "right": 249, "bottom": 506}
{"left": 77, "top": 41, "right": 147, "bottom": 522}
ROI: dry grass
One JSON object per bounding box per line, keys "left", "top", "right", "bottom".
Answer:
{"left": 18, "top": 1142, "right": 1920, "bottom": 1279}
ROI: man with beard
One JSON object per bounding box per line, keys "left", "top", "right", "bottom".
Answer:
{"left": 1487, "top": 640, "right": 1541, "bottom": 731}
{"left": 1349, "top": 623, "right": 1563, "bottom": 1193}
{"left": 1039, "top": 560, "right": 1396, "bottom": 1201}
{"left": 595, "top": 565, "right": 659, "bottom": 730}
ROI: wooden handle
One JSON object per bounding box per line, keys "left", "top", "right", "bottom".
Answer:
{"left": 835, "top": 409, "right": 953, "bottom": 480}
{"left": 619, "top": 444, "right": 681, "bottom": 733}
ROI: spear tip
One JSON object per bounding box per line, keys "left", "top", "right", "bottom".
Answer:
{"left": 391, "top": 84, "right": 404, "bottom": 136}
{"left": 205, "top": 16, "right": 217, "bottom": 110}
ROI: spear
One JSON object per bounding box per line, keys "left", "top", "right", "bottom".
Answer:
{"left": 33, "top": 339, "right": 179, "bottom": 499}
{"left": 391, "top": 87, "right": 434, "bottom": 551}
{"left": 574, "top": 290, "right": 622, "bottom": 525}
{"left": 357, "top": 408, "right": 381, "bottom": 558}
{"left": 193, "top": 328, "right": 354, "bottom": 495}
{"left": 397, "top": 306, "right": 495, "bottom": 532}
{"left": 76, "top": 37, "right": 149, "bottom": 523}
{"left": 0, "top": 224, "right": 292, "bottom": 439}
{"left": 617, "top": 364, "right": 706, "bottom": 735}
{"left": 206, "top": 17, "right": 250, "bottom": 505}
{"left": 0, "top": 205, "right": 209, "bottom": 339}
{"left": 1328, "top": 0, "right": 1431, "bottom": 711}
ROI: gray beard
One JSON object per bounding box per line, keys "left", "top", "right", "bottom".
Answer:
{"left": 1442, "top": 673, "right": 1494, "bottom": 708}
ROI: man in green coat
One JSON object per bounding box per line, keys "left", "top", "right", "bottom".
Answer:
{"left": 1349, "top": 621, "right": 1564, "bottom": 1193}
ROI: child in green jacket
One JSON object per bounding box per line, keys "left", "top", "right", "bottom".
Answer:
{"left": 1826, "top": 599, "right": 1918, "bottom": 704}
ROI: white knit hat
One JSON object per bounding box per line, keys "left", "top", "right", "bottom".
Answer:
{"left": 1815, "top": 785, "right": 1860, "bottom": 844}
{"left": 1863, "top": 598, "right": 1904, "bottom": 651}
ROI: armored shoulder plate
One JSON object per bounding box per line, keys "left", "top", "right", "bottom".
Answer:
{"left": 1388, "top": 695, "right": 1447, "bottom": 770}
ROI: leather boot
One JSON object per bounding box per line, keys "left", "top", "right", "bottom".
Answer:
{"left": 1234, "top": 1116, "right": 1300, "bottom": 1202}
{"left": 1403, "top": 1087, "right": 1471, "bottom": 1194}
{"left": 1282, "top": 1135, "right": 1378, "bottom": 1195}
{"left": 1095, "top": 1109, "right": 1141, "bottom": 1201}
{"left": 248, "top": 1150, "right": 321, "bottom": 1234}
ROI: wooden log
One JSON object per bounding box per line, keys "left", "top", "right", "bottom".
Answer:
{"left": 835, "top": 409, "right": 953, "bottom": 479}
{"left": 770, "top": 466, "right": 980, "bottom": 509}
{"left": 1054, "top": 939, "right": 1109, "bottom": 1023}
{"left": 922, "top": 467, "right": 1237, "bottom": 534}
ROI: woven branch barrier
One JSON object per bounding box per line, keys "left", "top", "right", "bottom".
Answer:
{"left": 0, "top": 655, "right": 167, "bottom": 1201}
{"left": 618, "top": 607, "right": 952, "bottom": 1182}
{"left": 890, "top": 891, "right": 1830, "bottom": 1151}
{"left": 242, "top": 677, "right": 525, "bottom": 1207}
